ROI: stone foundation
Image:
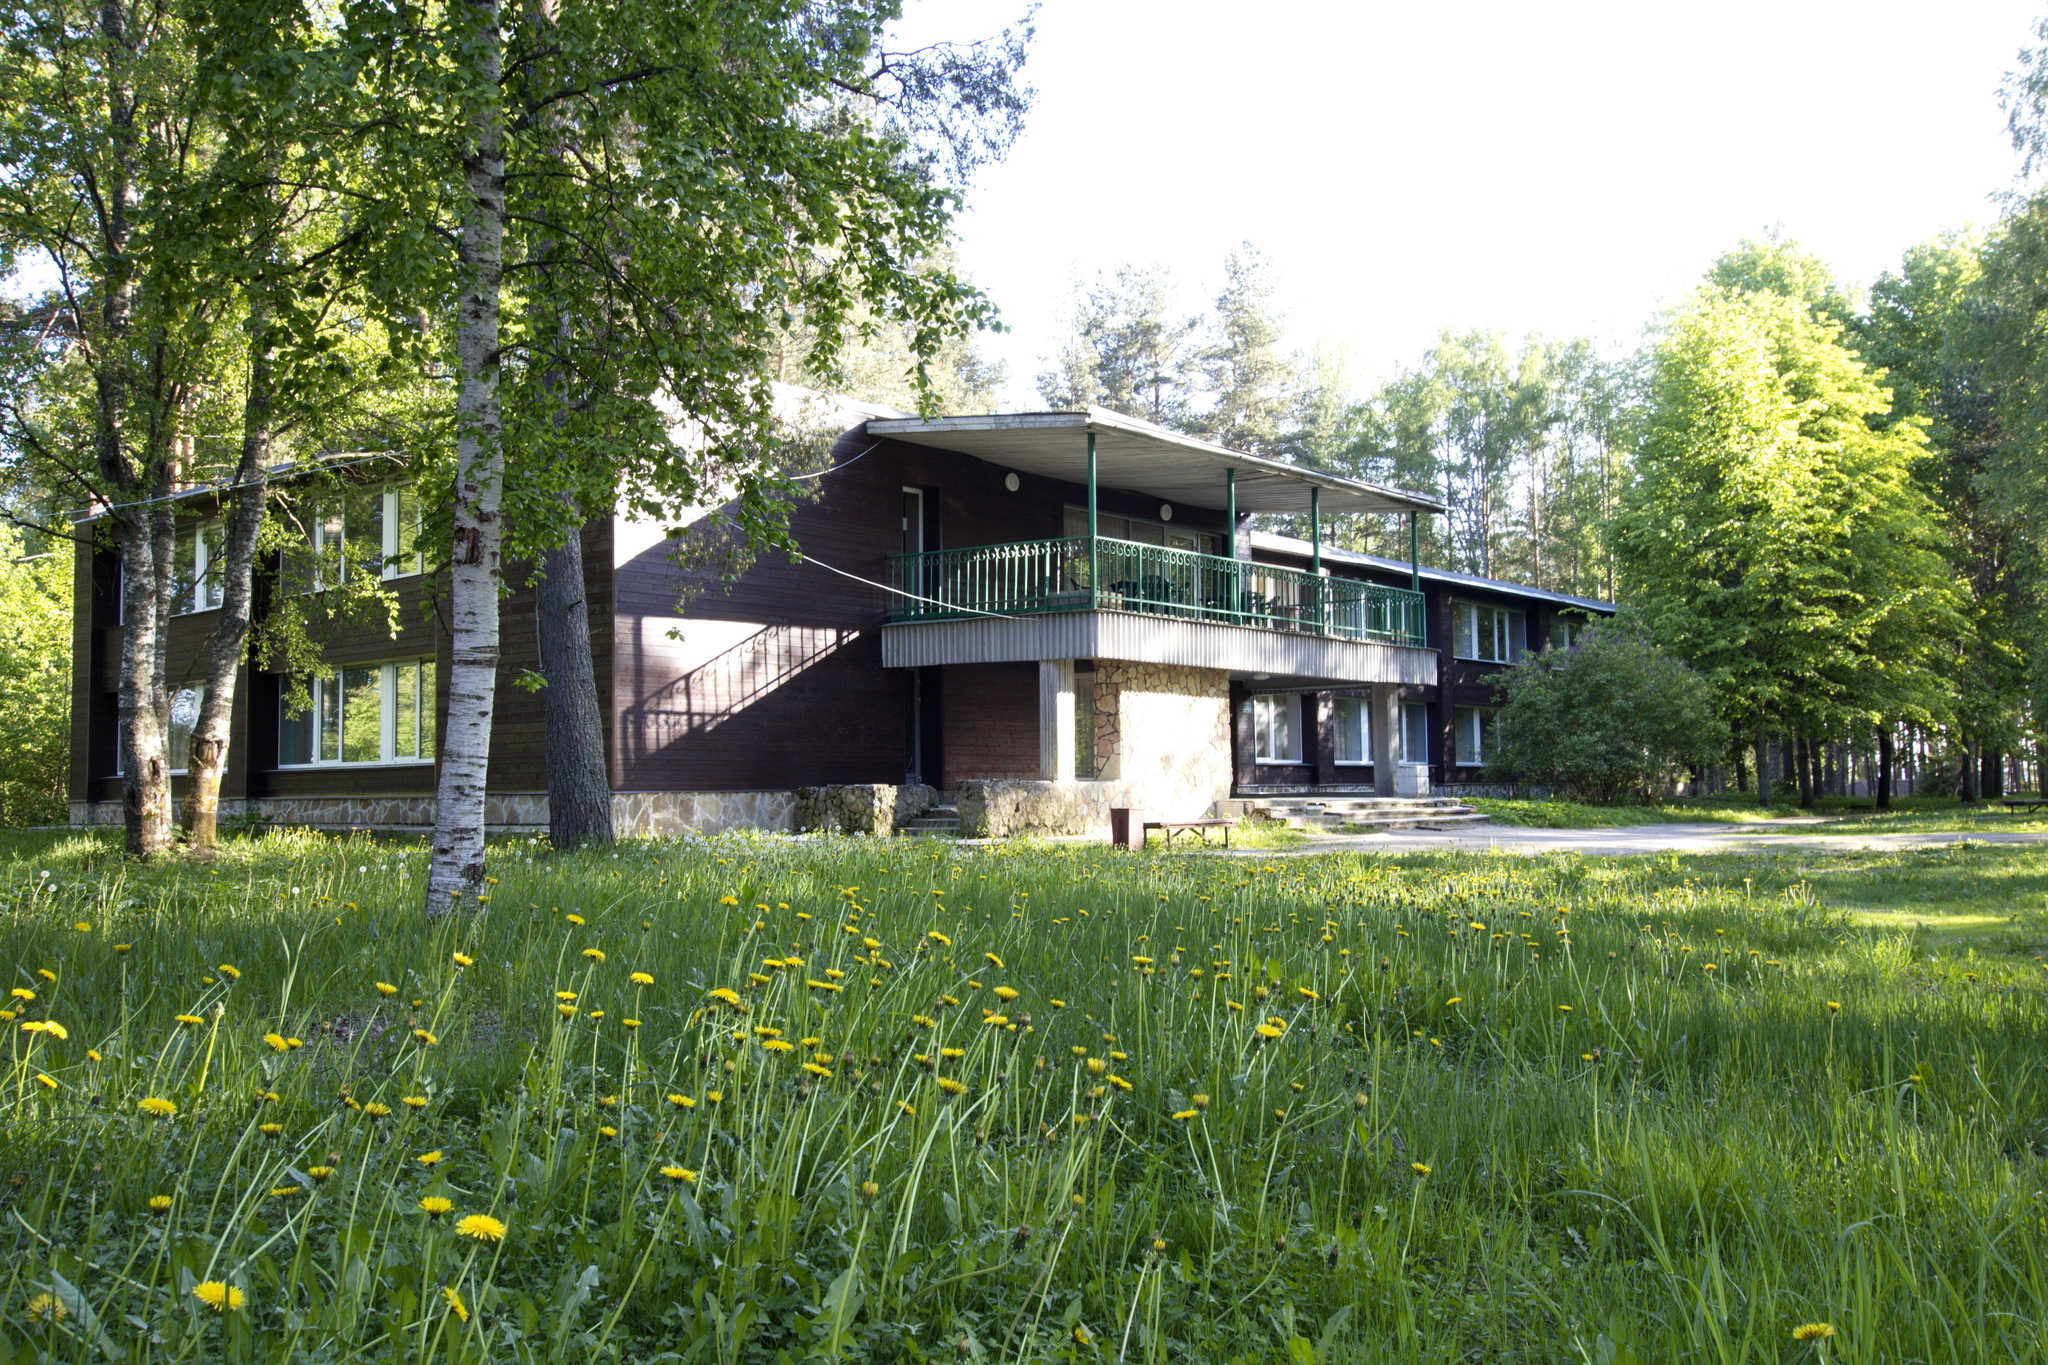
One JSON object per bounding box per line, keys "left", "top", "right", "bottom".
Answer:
{"left": 791, "top": 784, "right": 935, "bottom": 835}
{"left": 71, "top": 790, "right": 798, "bottom": 837}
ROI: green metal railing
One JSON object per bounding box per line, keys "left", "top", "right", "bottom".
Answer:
{"left": 886, "top": 535, "right": 1427, "bottom": 647}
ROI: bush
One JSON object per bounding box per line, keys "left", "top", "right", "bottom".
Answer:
{"left": 1486, "top": 616, "right": 1722, "bottom": 802}
{"left": 0, "top": 526, "right": 71, "bottom": 825}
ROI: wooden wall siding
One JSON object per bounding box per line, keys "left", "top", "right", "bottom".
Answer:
{"left": 940, "top": 662, "right": 1040, "bottom": 783}
{"left": 607, "top": 432, "right": 1230, "bottom": 794}
{"left": 69, "top": 514, "right": 614, "bottom": 806}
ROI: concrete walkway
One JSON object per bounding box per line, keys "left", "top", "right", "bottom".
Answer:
{"left": 1250, "top": 820, "right": 2048, "bottom": 858}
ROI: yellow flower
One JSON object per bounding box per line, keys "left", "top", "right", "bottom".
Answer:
{"left": 1826, "top": 1001, "right": 1842, "bottom": 1013}
{"left": 376, "top": 982, "right": 398, "bottom": 996}
{"left": 8, "top": 988, "right": 33, "bottom": 1001}
{"left": 25, "top": 1292, "right": 66, "bottom": 1322}
{"left": 993, "top": 985, "right": 1019, "bottom": 1002}
{"left": 403, "top": 1095, "right": 429, "bottom": 1108}
{"left": 258, "top": 1122, "right": 284, "bottom": 1138}
{"left": 1191, "top": 1093, "right": 1209, "bottom": 1109}
{"left": 417, "top": 1150, "right": 444, "bottom": 1166}
{"left": 984, "top": 953, "right": 1004, "bottom": 969}
{"left": 138, "top": 1097, "right": 177, "bottom": 1118}
{"left": 803, "top": 1062, "right": 833, "bottom": 1078}
{"left": 1254, "top": 1024, "right": 1284, "bottom": 1040}
{"left": 556, "top": 991, "right": 577, "bottom": 1002}
{"left": 414, "top": 1029, "right": 438, "bottom": 1045}
{"left": 667, "top": 1093, "right": 696, "bottom": 1109}
{"left": 21, "top": 1020, "right": 66, "bottom": 1040}
{"left": 659, "top": 1165, "right": 698, "bottom": 1183}
{"left": 630, "top": 971, "right": 654, "bottom": 986}
{"left": 1108, "top": 1075, "right": 1133, "bottom": 1091}
{"left": 897, "top": 1100, "right": 916, "bottom": 1115}
{"left": 263, "top": 1032, "right": 290, "bottom": 1053}
{"left": 1792, "top": 1324, "right": 1836, "bottom": 1342}
{"left": 763, "top": 1038, "right": 796, "bottom": 1053}
{"left": 33, "top": 1073, "right": 57, "bottom": 1090}
{"left": 708, "top": 987, "right": 742, "bottom": 1007}
{"left": 1444, "top": 997, "right": 1462, "bottom": 1006}
{"left": 363, "top": 1102, "right": 392, "bottom": 1119}
{"left": 192, "top": 1281, "right": 244, "bottom": 1312}
{"left": 599, "top": 1125, "right": 618, "bottom": 1138}
{"left": 936, "top": 1077, "right": 968, "bottom": 1096}
{"left": 443, "top": 1286, "right": 469, "bottom": 1322}
{"left": 419, "top": 1196, "right": 454, "bottom": 1216}
{"left": 623, "top": 1018, "right": 641, "bottom": 1028}
{"left": 451, "top": 952, "right": 474, "bottom": 968}
{"left": 175, "top": 1014, "right": 204, "bottom": 1027}
{"left": 583, "top": 948, "right": 606, "bottom": 962}
{"left": 218, "top": 964, "right": 241, "bottom": 980}
{"left": 1412, "top": 1162, "right": 1431, "bottom": 1176}
{"left": 860, "top": 1179, "right": 881, "bottom": 1201}
{"left": 1557, "top": 1005, "right": 1572, "bottom": 1013}
{"left": 269, "top": 1185, "right": 301, "bottom": 1198}
{"left": 306, "top": 1166, "right": 335, "bottom": 1182}
{"left": 148, "top": 1194, "right": 174, "bottom": 1212}
{"left": 927, "top": 931, "right": 950, "bottom": 945}
{"left": 1172, "top": 1109, "right": 1199, "bottom": 1121}
{"left": 557, "top": 1004, "right": 578, "bottom": 1018}
{"left": 456, "top": 1213, "right": 507, "bottom": 1242}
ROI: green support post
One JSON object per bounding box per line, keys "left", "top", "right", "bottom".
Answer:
{"left": 1087, "top": 432, "right": 1098, "bottom": 611}
{"left": 1310, "top": 486, "right": 1323, "bottom": 634}
{"left": 1408, "top": 510, "right": 1421, "bottom": 643}
{"left": 1225, "top": 469, "right": 1238, "bottom": 623}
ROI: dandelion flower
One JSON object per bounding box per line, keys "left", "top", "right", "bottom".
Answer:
{"left": 582, "top": 948, "right": 606, "bottom": 962}
{"left": 263, "top": 1032, "right": 290, "bottom": 1053}
{"left": 418, "top": 1150, "right": 444, "bottom": 1166}
{"left": 175, "top": 1014, "right": 204, "bottom": 1028}
{"left": 414, "top": 1029, "right": 438, "bottom": 1045}
{"left": 442, "top": 1286, "right": 469, "bottom": 1322}
{"left": 148, "top": 1194, "right": 173, "bottom": 1212}
{"left": 1826, "top": 1001, "right": 1842, "bottom": 1013}
{"left": 420, "top": 1196, "right": 454, "bottom": 1216}
{"left": 376, "top": 982, "right": 398, "bottom": 996}
{"left": 667, "top": 1093, "right": 696, "bottom": 1109}
{"left": 1792, "top": 1324, "right": 1836, "bottom": 1342}
{"left": 451, "top": 952, "right": 474, "bottom": 968}
{"left": 21, "top": 1020, "right": 66, "bottom": 1040}
{"left": 763, "top": 1038, "right": 796, "bottom": 1053}
{"left": 7, "top": 988, "right": 32, "bottom": 1001}
{"left": 258, "top": 1122, "right": 284, "bottom": 1138}
{"left": 403, "top": 1095, "right": 429, "bottom": 1109}
{"left": 192, "top": 1282, "right": 244, "bottom": 1312}
{"left": 630, "top": 971, "right": 654, "bottom": 986}
{"left": 708, "top": 987, "right": 742, "bottom": 1007}
{"left": 936, "top": 1077, "right": 968, "bottom": 1096}
{"left": 860, "top": 1179, "right": 881, "bottom": 1201}
{"left": 363, "top": 1102, "right": 392, "bottom": 1119}
{"left": 138, "top": 1097, "right": 177, "bottom": 1118}
{"left": 33, "top": 1073, "right": 56, "bottom": 1090}
{"left": 1255, "top": 1023, "right": 1284, "bottom": 1040}
{"left": 218, "top": 964, "right": 241, "bottom": 980}
{"left": 456, "top": 1213, "right": 507, "bottom": 1242}
{"left": 928, "top": 930, "right": 951, "bottom": 945}
{"left": 1172, "top": 1109, "right": 1199, "bottom": 1121}
{"left": 25, "top": 1292, "right": 66, "bottom": 1322}
{"left": 306, "top": 1166, "right": 335, "bottom": 1182}
{"left": 984, "top": 952, "right": 1004, "bottom": 969}
{"left": 803, "top": 1062, "right": 833, "bottom": 1078}
{"left": 1412, "top": 1162, "right": 1431, "bottom": 1176}
{"left": 659, "top": 1165, "right": 697, "bottom": 1183}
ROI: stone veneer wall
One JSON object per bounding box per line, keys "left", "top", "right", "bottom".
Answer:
{"left": 791, "top": 784, "right": 934, "bottom": 835}
{"left": 71, "top": 791, "right": 797, "bottom": 836}
{"left": 958, "top": 662, "right": 1232, "bottom": 838}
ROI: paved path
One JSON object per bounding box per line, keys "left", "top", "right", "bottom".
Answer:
{"left": 1247, "top": 821, "right": 2048, "bottom": 858}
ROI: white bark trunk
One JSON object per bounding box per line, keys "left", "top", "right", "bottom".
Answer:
{"left": 427, "top": 0, "right": 507, "bottom": 916}
{"left": 114, "top": 514, "right": 173, "bottom": 856}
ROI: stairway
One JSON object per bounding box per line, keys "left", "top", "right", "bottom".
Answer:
{"left": 896, "top": 797, "right": 960, "bottom": 837}
{"left": 1237, "top": 795, "right": 1489, "bottom": 834}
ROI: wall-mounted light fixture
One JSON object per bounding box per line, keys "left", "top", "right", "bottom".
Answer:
{"left": 1159, "top": 503, "right": 1173, "bottom": 521}
{"left": 1003, "top": 472, "right": 1021, "bottom": 492}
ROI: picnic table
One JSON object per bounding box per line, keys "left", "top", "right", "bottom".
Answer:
{"left": 1143, "top": 818, "right": 1233, "bottom": 848}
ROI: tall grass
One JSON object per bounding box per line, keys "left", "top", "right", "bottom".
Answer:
{"left": 1, "top": 829, "right": 2043, "bottom": 1362}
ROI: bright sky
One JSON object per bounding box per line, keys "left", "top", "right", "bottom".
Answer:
{"left": 892, "top": 0, "right": 2045, "bottom": 408}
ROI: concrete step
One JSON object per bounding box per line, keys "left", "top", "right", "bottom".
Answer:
{"left": 1248, "top": 801, "right": 1491, "bottom": 833}
{"left": 896, "top": 805, "right": 961, "bottom": 837}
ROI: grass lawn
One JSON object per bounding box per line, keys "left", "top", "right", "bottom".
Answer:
{"left": 2, "top": 828, "right": 2045, "bottom": 1362}
{"left": 1472, "top": 792, "right": 2048, "bottom": 835}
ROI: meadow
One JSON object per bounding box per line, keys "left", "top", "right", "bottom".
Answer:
{"left": 1, "top": 828, "right": 2045, "bottom": 1364}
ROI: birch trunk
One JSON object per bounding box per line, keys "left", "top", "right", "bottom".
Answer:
{"left": 113, "top": 514, "right": 173, "bottom": 856}
{"left": 426, "top": 0, "right": 507, "bottom": 916}
{"left": 536, "top": 521, "right": 614, "bottom": 848}
{"left": 181, "top": 320, "right": 274, "bottom": 851}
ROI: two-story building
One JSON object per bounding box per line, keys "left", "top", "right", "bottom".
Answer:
{"left": 67, "top": 398, "right": 1611, "bottom": 837}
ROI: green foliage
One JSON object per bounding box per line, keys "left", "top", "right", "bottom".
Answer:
{"left": 1616, "top": 283, "right": 1961, "bottom": 736}
{"left": 0, "top": 527, "right": 70, "bottom": 824}
{"left": 1, "top": 832, "right": 2047, "bottom": 1361}
{"left": 1485, "top": 618, "right": 1723, "bottom": 801}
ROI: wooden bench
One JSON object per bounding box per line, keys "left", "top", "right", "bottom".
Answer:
{"left": 1144, "top": 818, "right": 1234, "bottom": 848}
{"left": 2001, "top": 798, "right": 2048, "bottom": 811}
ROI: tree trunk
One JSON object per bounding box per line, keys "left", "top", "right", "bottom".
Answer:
{"left": 1959, "top": 742, "right": 1979, "bottom": 803}
{"left": 113, "top": 514, "right": 173, "bottom": 857}
{"left": 181, "top": 318, "right": 274, "bottom": 851}
{"left": 536, "top": 519, "right": 614, "bottom": 849}
{"left": 1753, "top": 721, "right": 1771, "bottom": 808}
{"left": 1981, "top": 748, "right": 2004, "bottom": 800}
{"left": 427, "top": 0, "right": 506, "bottom": 917}
{"left": 1876, "top": 727, "right": 1893, "bottom": 811}
{"left": 1796, "top": 736, "right": 1816, "bottom": 808}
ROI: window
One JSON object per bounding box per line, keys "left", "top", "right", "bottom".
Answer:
{"left": 171, "top": 524, "right": 226, "bottom": 615}
{"left": 167, "top": 686, "right": 205, "bottom": 773}
{"left": 287, "top": 484, "right": 424, "bottom": 592}
{"left": 1453, "top": 705, "right": 1498, "bottom": 766}
{"left": 1400, "top": 702, "right": 1430, "bottom": 764}
{"left": 1452, "top": 601, "right": 1526, "bottom": 662}
{"left": 279, "top": 660, "right": 436, "bottom": 766}
{"left": 1549, "top": 615, "right": 1587, "bottom": 650}
{"left": 1064, "top": 506, "right": 1222, "bottom": 556}
{"left": 1334, "top": 696, "right": 1370, "bottom": 765}
{"left": 1252, "top": 694, "right": 1300, "bottom": 763}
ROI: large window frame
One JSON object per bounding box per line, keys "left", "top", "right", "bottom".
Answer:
{"left": 288, "top": 484, "right": 425, "bottom": 593}
{"left": 171, "top": 524, "right": 226, "bottom": 615}
{"left": 1453, "top": 705, "right": 1498, "bottom": 767}
{"left": 1251, "top": 693, "right": 1301, "bottom": 764}
{"left": 1399, "top": 702, "right": 1430, "bottom": 765}
{"left": 278, "top": 660, "right": 436, "bottom": 768}
{"left": 1334, "top": 695, "right": 1370, "bottom": 766}
{"left": 1549, "top": 614, "right": 1587, "bottom": 651}
{"left": 1063, "top": 506, "right": 1223, "bottom": 556}
{"left": 1452, "top": 601, "right": 1527, "bottom": 663}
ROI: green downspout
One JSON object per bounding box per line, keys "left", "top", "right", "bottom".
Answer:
{"left": 1087, "top": 431, "right": 1098, "bottom": 611}
{"left": 1310, "top": 486, "right": 1323, "bottom": 634}
{"left": 1225, "top": 468, "right": 1238, "bottom": 623}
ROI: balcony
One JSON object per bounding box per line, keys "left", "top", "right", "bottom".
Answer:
{"left": 887, "top": 535, "right": 1426, "bottom": 647}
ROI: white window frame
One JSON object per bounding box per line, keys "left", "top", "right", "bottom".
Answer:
{"left": 1452, "top": 601, "right": 1527, "bottom": 663}
{"left": 1333, "top": 695, "right": 1370, "bottom": 766}
{"left": 1453, "top": 705, "right": 1498, "bottom": 767}
{"left": 1549, "top": 615, "right": 1586, "bottom": 650}
{"left": 172, "top": 524, "right": 226, "bottom": 616}
{"left": 1251, "top": 693, "right": 1300, "bottom": 764}
{"left": 1399, "top": 702, "right": 1430, "bottom": 764}
{"left": 296, "top": 485, "right": 425, "bottom": 592}
{"left": 278, "top": 659, "right": 435, "bottom": 767}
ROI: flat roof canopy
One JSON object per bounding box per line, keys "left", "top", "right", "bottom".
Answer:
{"left": 864, "top": 408, "right": 1445, "bottom": 517}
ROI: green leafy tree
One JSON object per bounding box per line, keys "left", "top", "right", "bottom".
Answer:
{"left": 1485, "top": 617, "right": 1722, "bottom": 802}
{"left": 0, "top": 526, "right": 71, "bottom": 824}
{"left": 1616, "top": 282, "right": 1960, "bottom": 805}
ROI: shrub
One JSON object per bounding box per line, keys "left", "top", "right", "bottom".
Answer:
{"left": 1486, "top": 616, "right": 1722, "bottom": 802}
